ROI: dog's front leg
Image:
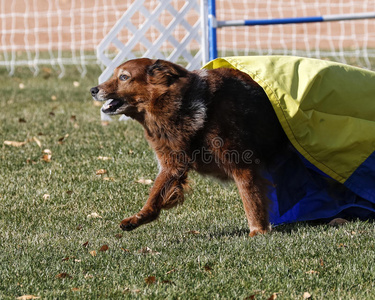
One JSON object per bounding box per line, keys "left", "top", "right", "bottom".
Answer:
{"left": 232, "top": 168, "right": 271, "bottom": 237}
{"left": 120, "top": 169, "right": 187, "bottom": 231}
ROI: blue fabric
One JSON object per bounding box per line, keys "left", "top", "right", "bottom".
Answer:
{"left": 268, "top": 147, "right": 375, "bottom": 225}
{"left": 345, "top": 151, "right": 375, "bottom": 203}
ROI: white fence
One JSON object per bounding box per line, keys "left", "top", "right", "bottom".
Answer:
{"left": 97, "top": 0, "right": 205, "bottom": 83}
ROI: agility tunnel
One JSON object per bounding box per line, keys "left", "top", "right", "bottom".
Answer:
{"left": 204, "top": 56, "right": 375, "bottom": 224}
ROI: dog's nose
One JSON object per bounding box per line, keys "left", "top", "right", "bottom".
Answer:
{"left": 90, "top": 86, "right": 99, "bottom": 97}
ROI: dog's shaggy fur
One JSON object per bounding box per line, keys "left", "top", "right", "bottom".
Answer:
{"left": 91, "top": 58, "right": 288, "bottom": 236}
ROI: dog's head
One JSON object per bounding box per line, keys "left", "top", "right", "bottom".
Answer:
{"left": 90, "top": 58, "right": 189, "bottom": 119}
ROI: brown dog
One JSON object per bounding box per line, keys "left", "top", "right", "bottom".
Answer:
{"left": 90, "top": 58, "right": 288, "bottom": 236}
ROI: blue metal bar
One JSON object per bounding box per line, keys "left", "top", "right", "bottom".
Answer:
{"left": 206, "top": 4, "right": 375, "bottom": 61}
{"left": 244, "top": 16, "right": 323, "bottom": 26}
{"left": 207, "top": 0, "right": 218, "bottom": 61}
{"left": 218, "top": 16, "right": 323, "bottom": 27}
{"left": 217, "top": 12, "right": 375, "bottom": 28}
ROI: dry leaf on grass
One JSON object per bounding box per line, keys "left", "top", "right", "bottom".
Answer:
{"left": 96, "top": 169, "right": 107, "bottom": 175}
{"left": 4, "top": 140, "right": 29, "bottom": 147}
{"left": 82, "top": 241, "right": 89, "bottom": 248}
{"left": 87, "top": 212, "right": 102, "bottom": 219}
{"left": 89, "top": 250, "right": 97, "bottom": 257}
{"left": 99, "top": 245, "right": 109, "bottom": 252}
{"left": 6, "top": 136, "right": 42, "bottom": 148}
{"left": 43, "top": 194, "right": 50, "bottom": 200}
{"left": 138, "top": 247, "right": 160, "bottom": 255}
{"left": 33, "top": 136, "right": 42, "bottom": 148}
{"left": 56, "top": 272, "right": 72, "bottom": 279}
{"left": 123, "top": 287, "right": 141, "bottom": 293}
{"left": 203, "top": 264, "right": 213, "bottom": 272}
{"left": 244, "top": 290, "right": 264, "bottom": 300}
{"left": 144, "top": 276, "right": 156, "bottom": 284}
{"left": 42, "top": 149, "right": 52, "bottom": 162}
{"left": 26, "top": 158, "right": 37, "bottom": 165}
{"left": 103, "top": 177, "right": 116, "bottom": 181}
{"left": 97, "top": 156, "right": 112, "bottom": 160}
{"left": 58, "top": 134, "right": 69, "bottom": 144}
{"left": 186, "top": 230, "right": 200, "bottom": 235}
{"left": 42, "top": 67, "right": 52, "bottom": 73}
{"left": 72, "top": 288, "right": 80, "bottom": 292}
{"left": 303, "top": 292, "right": 312, "bottom": 299}
{"left": 267, "top": 293, "right": 279, "bottom": 300}
{"left": 136, "top": 178, "right": 153, "bottom": 185}
{"left": 19, "top": 118, "right": 27, "bottom": 123}
{"left": 328, "top": 218, "right": 348, "bottom": 226}
{"left": 16, "top": 296, "right": 40, "bottom": 300}
{"left": 42, "top": 67, "right": 52, "bottom": 79}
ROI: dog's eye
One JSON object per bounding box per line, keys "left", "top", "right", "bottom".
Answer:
{"left": 119, "top": 74, "right": 130, "bottom": 81}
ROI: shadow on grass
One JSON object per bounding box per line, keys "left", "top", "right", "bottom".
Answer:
{"left": 202, "top": 217, "right": 375, "bottom": 239}
{"left": 180, "top": 221, "right": 330, "bottom": 240}
{"left": 206, "top": 228, "right": 251, "bottom": 239}
{"left": 204, "top": 222, "right": 325, "bottom": 238}
{"left": 273, "top": 220, "right": 327, "bottom": 234}
{"left": 273, "top": 217, "right": 375, "bottom": 235}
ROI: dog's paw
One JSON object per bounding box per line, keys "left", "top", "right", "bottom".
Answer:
{"left": 249, "top": 228, "right": 270, "bottom": 237}
{"left": 120, "top": 217, "right": 139, "bottom": 231}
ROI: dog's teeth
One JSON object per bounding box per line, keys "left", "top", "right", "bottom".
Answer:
{"left": 102, "top": 99, "right": 113, "bottom": 110}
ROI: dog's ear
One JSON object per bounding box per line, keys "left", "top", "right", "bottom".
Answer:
{"left": 147, "top": 59, "right": 188, "bottom": 85}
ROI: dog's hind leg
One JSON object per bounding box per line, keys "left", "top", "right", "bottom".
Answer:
{"left": 232, "top": 168, "right": 271, "bottom": 237}
{"left": 120, "top": 169, "right": 188, "bottom": 231}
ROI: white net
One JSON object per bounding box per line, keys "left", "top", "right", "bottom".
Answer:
{"left": 215, "top": 0, "right": 375, "bottom": 69}
{"left": 2, "top": 0, "right": 375, "bottom": 77}
{"left": 0, "top": 0, "right": 203, "bottom": 77}
{"left": 0, "top": 0, "right": 131, "bottom": 76}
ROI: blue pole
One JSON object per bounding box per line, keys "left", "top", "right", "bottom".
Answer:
{"left": 217, "top": 12, "right": 375, "bottom": 28}
{"left": 208, "top": 0, "right": 218, "bottom": 61}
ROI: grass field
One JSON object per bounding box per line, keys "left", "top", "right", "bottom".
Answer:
{"left": 1, "top": 66, "right": 375, "bottom": 299}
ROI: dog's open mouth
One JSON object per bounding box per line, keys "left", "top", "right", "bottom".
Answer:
{"left": 101, "top": 99, "right": 125, "bottom": 114}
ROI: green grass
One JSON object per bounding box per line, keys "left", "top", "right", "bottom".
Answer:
{"left": 1, "top": 66, "right": 375, "bottom": 299}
